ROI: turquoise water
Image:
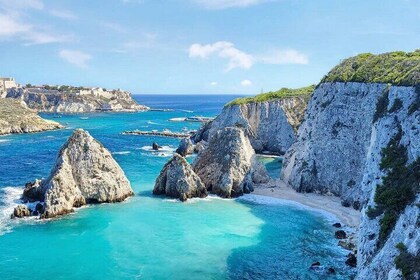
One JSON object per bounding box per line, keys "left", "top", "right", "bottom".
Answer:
{"left": 0, "top": 95, "right": 355, "bottom": 279}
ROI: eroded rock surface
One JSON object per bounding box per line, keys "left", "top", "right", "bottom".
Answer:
{"left": 153, "top": 153, "right": 207, "bottom": 201}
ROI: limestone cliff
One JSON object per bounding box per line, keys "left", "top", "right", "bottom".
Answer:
{"left": 193, "top": 87, "right": 312, "bottom": 155}
{"left": 282, "top": 50, "right": 420, "bottom": 279}
{"left": 16, "top": 129, "right": 134, "bottom": 218}
{"left": 5, "top": 88, "right": 149, "bottom": 113}
{"left": 153, "top": 153, "right": 207, "bottom": 201}
{"left": 0, "top": 98, "right": 62, "bottom": 135}
{"left": 193, "top": 127, "right": 255, "bottom": 197}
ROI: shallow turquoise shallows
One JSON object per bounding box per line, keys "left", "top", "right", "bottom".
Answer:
{"left": 0, "top": 95, "right": 355, "bottom": 279}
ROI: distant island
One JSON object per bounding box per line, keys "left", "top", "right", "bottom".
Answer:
{"left": 0, "top": 77, "right": 149, "bottom": 113}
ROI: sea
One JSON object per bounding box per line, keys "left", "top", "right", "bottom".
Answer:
{"left": 0, "top": 95, "right": 355, "bottom": 279}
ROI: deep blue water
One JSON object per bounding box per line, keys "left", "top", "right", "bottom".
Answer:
{"left": 0, "top": 95, "right": 354, "bottom": 279}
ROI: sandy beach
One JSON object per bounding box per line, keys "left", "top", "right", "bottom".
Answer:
{"left": 252, "top": 180, "right": 361, "bottom": 228}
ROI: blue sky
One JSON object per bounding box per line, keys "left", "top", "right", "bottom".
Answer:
{"left": 0, "top": 0, "right": 419, "bottom": 94}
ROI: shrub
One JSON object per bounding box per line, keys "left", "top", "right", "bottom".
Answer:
{"left": 395, "top": 243, "right": 420, "bottom": 279}
{"left": 321, "top": 50, "right": 420, "bottom": 86}
{"left": 389, "top": 98, "right": 403, "bottom": 113}
{"left": 368, "top": 126, "right": 420, "bottom": 248}
{"left": 225, "top": 85, "right": 315, "bottom": 106}
{"left": 373, "top": 86, "right": 390, "bottom": 123}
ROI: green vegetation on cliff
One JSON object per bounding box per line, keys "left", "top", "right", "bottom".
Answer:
{"left": 225, "top": 85, "right": 315, "bottom": 106}
{"left": 395, "top": 243, "right": 420, "bottom": 279}
{"left": 321, "top": 50, "right": 420, "bottom": 86}
{"left": 366, "top": 127, "right": 420, "bottom": 248}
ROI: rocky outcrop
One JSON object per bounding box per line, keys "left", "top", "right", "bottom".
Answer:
{"left": 176, "top": 138, "right": 194, "bottom": 157}
{"left": 14, "top": 129, "right": 134, "bottom": 219}
{"left": 5, "top": 88, "right": 149, "bottom": 113}
{"left": 153, "top": 154, "right": 207, "bottom": 201}
{"left": 0, "top": 98, "right": 62, "bottom": 135}
{"left": 11, "top": 205, "right": 31, "bottom": 218}
{"left": 193, "top": 127, "right": 255, "bottom": 197}
{"left": 192, "top": 96, "right": 309, "bottom": 155}
{"left": 281, "top": 81, "right": 419, "bottom": 279}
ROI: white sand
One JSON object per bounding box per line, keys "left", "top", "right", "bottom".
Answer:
{"left": 252, "top": 180, "right": 361, "bottom": 228}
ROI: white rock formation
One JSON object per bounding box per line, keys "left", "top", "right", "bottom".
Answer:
{"left": 282, "top": 82, "right": 400, "bottom": 208}
{"left": 282, "top": 81, "right": 420, "bottom": 278}
{"left": 193, "top": 97, "right": 307, "bottom": 154}
{"left": 193, "top": 127, "right": 255, "bottom": 197}
{"left": 153, "top": 153, "right": 207, "bottom": 201}
{"left": 19, "top": 129, "right": 134, "bottom": 218}
{"left": 5, "top": 88, "right": 149, "bottom": 113}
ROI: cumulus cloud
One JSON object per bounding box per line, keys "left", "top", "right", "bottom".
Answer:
{"left": 189, "top": 41, "right": 254, "bottom": 71}
{"left": 59, "top": 49, "right": 92, "bottom": 68}
{"left": 189, "top": 41, "right": 308, "bottom": 71}
{"left": 240, "top": 79, "right": 252, "bottom": 86}
{"left": 193, "top": 0, "right": 270, "bottom": 9}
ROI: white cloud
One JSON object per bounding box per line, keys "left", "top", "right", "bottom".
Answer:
{"left": 240, "top": 79, "right": 252, "bottom": 86}
{"left": 189, "top": 41, "right": 254, "bottom": 71}
{"left": 210, "top": 81, "right": 218, "bottom": 86}
{"left": 0, "top": 14, "right": 31, "bottom": 36}
{"left": 193, "top": 0, "right": 270, "bottom": 9}
{"left": 101, "top": 21, "right": 127, "bottom": 33}
{"left": 189, "top": 41, "right": 308, "bottom": 71}
{"left": 0, "top": 13, "right": 73, "bottom": 45}
{"left": 258, "top": 49, "right": 308, "bottom": 65}
{"left": 59, "top": 49, "right": 92, "bottom": 68}
{"left": 0, "top": 0, "right": 44, "bottom": 11}
{"left": 50, "top": 9, "right": 77, "bottom": 20}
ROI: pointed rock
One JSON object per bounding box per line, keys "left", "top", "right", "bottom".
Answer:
{"left": 153, "top": 153, "right": 207, "bottom": 201}
{"left": 176, "top": 138, "right": 194, "bottom": 157}
{"left": 193, "top": 127, "right": 254, "bottom": 198}
{"left": 38, "top": 129, "right": 133, "bottom": 218}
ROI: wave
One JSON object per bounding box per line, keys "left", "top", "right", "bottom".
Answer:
{"left": 178, "top": 109, "right": 194, "bottom": 113}
{"left": 139, "top": 145, "right": 175, "bottom": 157}
{"left": 0, "top": 187, "right": 24, "bottom": 235}
{"left": 112, "top": 151, "right": 131, "bottom": 155}
{"left": 237, "top": 194, "right": 340, "bottom": 224}
{"left": 0, "top": 139, "right": 10, "bottom": 143}
{"left": 147, "top": 121, "right": 161, "bottom": 125}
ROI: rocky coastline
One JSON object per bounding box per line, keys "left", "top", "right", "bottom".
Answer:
{"left": 0, "top": 98, "right": 63, "bottom": 135}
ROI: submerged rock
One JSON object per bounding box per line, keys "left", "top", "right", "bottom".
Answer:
{"left": 193, "top": 127, "right": 254, "bottom": 198}
{"left": 152, "top": 142, "right": 161, "bottom": 151}
{"left": 12, "top": 205, "right": 31, "bottom": 218}
{"left": 335, "top": 230, "right": 347, "bottom": 239}
{"left": 175, "top": 138, "right": 194, "bottom": 157}
{"left": 345, "top": 253, "right": 357, "bottom": 267}
{"left": 153, "top": 153, "right": 207, "bottom": 201}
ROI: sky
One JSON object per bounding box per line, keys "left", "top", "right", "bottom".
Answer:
{"left": 0, "top": 0, "right": 419, "bottom": 95}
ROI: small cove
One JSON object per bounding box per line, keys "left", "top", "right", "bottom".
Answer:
{"left": 0, "top": 95, "right": 356, "bottom": 279}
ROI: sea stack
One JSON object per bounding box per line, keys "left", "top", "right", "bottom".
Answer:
{"left": 153, "top": 153, "right": 207, "bottom": 201}
{"left": 193, "top": 127, "right": 254, "bottom": 198}
{"left": 14, "top": 129, "right": 134, "bottom": 219}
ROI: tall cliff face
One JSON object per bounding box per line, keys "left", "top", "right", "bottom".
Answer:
{"left": 356, "top": 86, "right": 419, "bottom": 280}
{"left": 193, "top": 96, "right": 308, "bottom": 155}
{"left": 282, "top": 82, "right": 391, "bottom": 208}
{"left": 5, "top": 88, "right": 149, "bottom": 113}
{"left": 282, "top": 82, "right": 419, "bottom": 278}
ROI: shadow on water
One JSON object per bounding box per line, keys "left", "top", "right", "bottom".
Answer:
{"left": 226, "top": 199, "right": 356, "bottom": 280}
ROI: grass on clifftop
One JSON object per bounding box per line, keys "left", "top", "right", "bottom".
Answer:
{"left": 225, "top": 85, "right": 315, "bottom": 106}
{"left": 321, "top": 50, "right": 420, "bottom": 86}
